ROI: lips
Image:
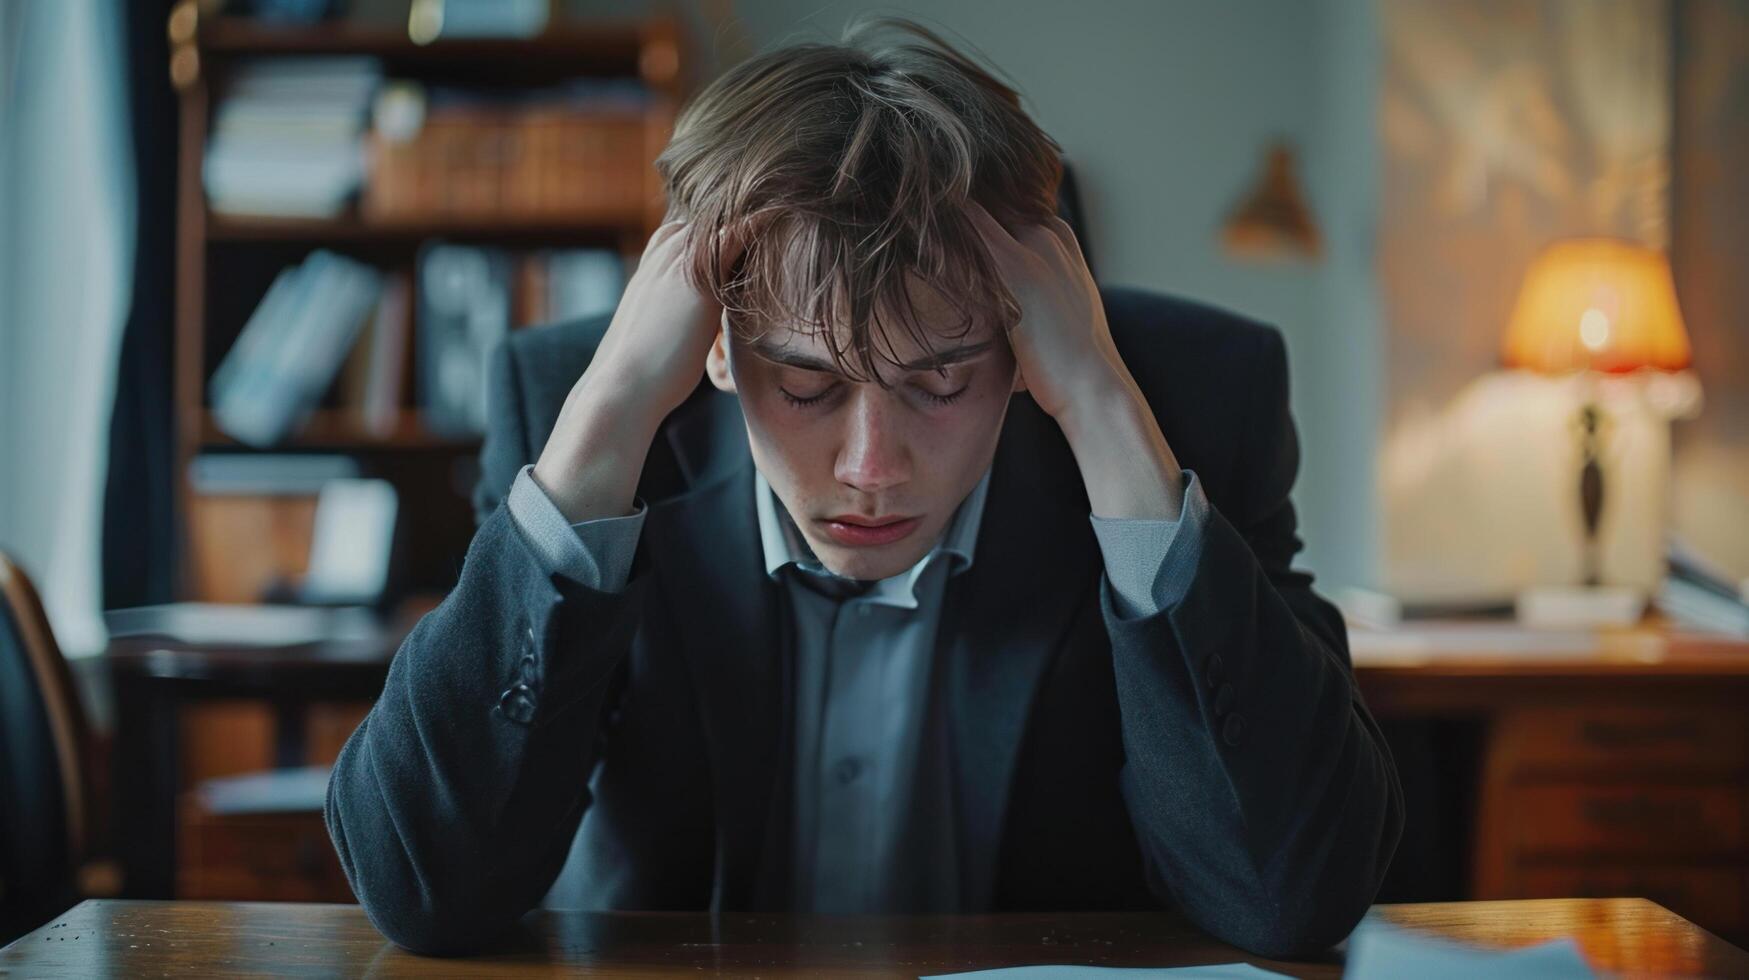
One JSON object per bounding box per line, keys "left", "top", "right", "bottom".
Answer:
{"left": 818, "top": 514, "right": 923, "bottom": 547}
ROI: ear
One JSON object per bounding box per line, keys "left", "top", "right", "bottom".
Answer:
{"left": 706, "top": 325, "right": 737, "bottom": 394}
{"left": 1010, "top": 362, "right": 1028, "bottom": 394}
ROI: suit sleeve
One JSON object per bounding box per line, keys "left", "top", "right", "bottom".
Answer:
{"left": 325, "top": 338, "right": 645, "bottom": 955}
{"left": 1106, "top": 327, "right": 1404, "bottom": 957}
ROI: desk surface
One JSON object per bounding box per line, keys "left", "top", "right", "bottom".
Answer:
{"left": 107, "top": 614, "right": 1749, "bottom": 684}
{"left": 1350, "top": 622, "right": 1749, "bottom": 715}
{"left": 6, "top": 899, "right": 1747, "bottom": 977}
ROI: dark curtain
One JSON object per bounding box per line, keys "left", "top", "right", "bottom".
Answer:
{"left": 102, "top": 0, "right": 179, "bottom": 609}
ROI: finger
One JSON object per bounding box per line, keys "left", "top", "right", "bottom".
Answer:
{"left": 715, "top": 209, "right": 781, "bottom": 279}
{"left": 648, "top": 218, "right": 687, "bottom": 249}
{"left": 966, "top": 202, "right": 1036, "bottom": 277}
{"left": 1018, "top": 221, "right": 1071, "bottom": 265}
{"left": 1042, "top": 214, "right": 1083, "bottom": 259}
{"left": 966, "top": 200, "right": 1013, "bottom": 244}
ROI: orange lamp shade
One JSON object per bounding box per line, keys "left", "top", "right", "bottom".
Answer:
{"left": 1501, "top": 238, "right": 1692, "bottom": 375}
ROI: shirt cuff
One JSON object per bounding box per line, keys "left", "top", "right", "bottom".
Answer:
{"left": 505, "top": 464, "right": 647, "bottom": 591}
{"left": 1088, "top": 468, "right": 1211, "bottom": 619}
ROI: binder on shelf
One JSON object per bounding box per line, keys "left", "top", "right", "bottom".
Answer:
{"left": 416, "top": 243, "right": 511, "bottom": 436}
{"left": 547, "top": 249, "right": 625, "bottom": 323}
{"left": 514, "top": 248, "right": 625, "bottom": 327}
{"left": 359, "top": 273, "right": 412, "bottom": 438}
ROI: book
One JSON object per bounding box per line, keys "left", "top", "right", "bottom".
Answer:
{"left": 188, "top": 454, "right": 360, "bottom": 496}
{"left": 1656, "top": 536, "right": 1749, "bottom": 636}
{"left": 361, "top": 274, "right": 411, "bottom": 438}
{"left": 1658, "top": 577, "right": 1749, "bottom": 637}
{"left": 204, "top": 57, "right": 382, "bottom": 218}
{"left": 414, "top": 0, "right": 548, "bottom": 39}
{"left": 211, "top": 250, "right": 383, "bottom": 446}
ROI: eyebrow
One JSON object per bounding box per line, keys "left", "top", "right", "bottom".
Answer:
{"left": 747, "top": 338, "right": 995, "bottom": 375}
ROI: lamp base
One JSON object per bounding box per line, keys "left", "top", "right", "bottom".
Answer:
{"left": 1516, "top": 585, "right": 1646, "bottom": 629}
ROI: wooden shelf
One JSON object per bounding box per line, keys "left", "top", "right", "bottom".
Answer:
{"left": 197, "top": 17, "right": 659, "bottom": 65}
{"left": 198, "top": 410, "right": 481, "bottom": 451}
{"left": 169, "top": 12, "right": 688, "bottom": 600}
{"left": 206, "top": 211, "right": 648, "bottom": 246}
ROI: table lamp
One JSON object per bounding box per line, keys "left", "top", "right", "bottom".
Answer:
{"left": 1500, "top": 238, "right": 1693, "bottom": 624}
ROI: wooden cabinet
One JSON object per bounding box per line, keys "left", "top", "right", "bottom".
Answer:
{"left": 1354, "top": 624, "right": 1749, "bottom": 945}
{"left": 1475, "top": 706, "right": 1749, "bottom": 940}
{"left": 178, "top": 806, "right": 352, "bottom": 903}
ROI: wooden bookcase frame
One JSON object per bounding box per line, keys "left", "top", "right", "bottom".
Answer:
{"left": 165, "top": 2, "right": 687, "bottom": 599}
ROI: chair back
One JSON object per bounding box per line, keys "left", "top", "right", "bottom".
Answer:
{"left": 0, "top": 550, "right": 90, "bottom": 941}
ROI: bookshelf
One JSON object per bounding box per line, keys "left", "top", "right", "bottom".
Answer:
{"left": 167, "top": 2, "right": 688, "bottom": 601}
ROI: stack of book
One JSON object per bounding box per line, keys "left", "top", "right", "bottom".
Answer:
{"left": 1659, "top": 538, "right": 1749, "bottom": 636}
{"left": 210, "top": 250, "right": 385, "bottom": 446}
{"left": 365, "top": 78, "right": 654, "bottom": 221}
{"left": 204, "top": 57, "right": 383, "bottom": 218}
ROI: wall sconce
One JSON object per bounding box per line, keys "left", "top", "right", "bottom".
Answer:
{"left": 1221, "top": 141, "right": 1321, "bottom": 261}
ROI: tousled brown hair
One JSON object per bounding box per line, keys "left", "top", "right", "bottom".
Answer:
{"left": 655, "top": 15, "right": 1063, "bottom": 383}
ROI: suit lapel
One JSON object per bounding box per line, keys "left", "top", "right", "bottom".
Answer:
{"left": 943, "top": 394, "right": 1100, "bottom": 909}
{"left": 646, "top": 390, "right": 793, "bottom": 910}
{"left": 650, "top": 388, "right": 1096, "bottom": 913}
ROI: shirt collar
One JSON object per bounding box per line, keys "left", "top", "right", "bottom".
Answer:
{"left": 754, "top": 465, "right": 992, "bottom": 609}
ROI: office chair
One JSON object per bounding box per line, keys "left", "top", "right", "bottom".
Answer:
{"left": 0, "top": 550, "right": 94, "bottom": 945}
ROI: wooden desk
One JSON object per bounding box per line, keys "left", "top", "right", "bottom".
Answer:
{"left": 106, "top": 613, "right": 410, "bottom": 899}
{"left": 1350, "top": 623, "right": 1749, "bottom": 943}
{"left": 105, "top": 615, "right": 1749, "bottom": 942}
{"left": 5, "top": 899, "right": 1746, "bottom": 977}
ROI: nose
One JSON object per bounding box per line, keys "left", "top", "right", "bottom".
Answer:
{"left": 834, "top": 388, "right": 912, "bottom": 494}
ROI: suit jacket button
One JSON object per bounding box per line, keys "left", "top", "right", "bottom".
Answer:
{"left": 833, "top": 757, "right": 864, "bottom": 785}
{"left": 499, "top": 683, "right": 537, "bottom": 724}
{"left": 1222, "top": 713, "right": 1246, "bottom": 746}
{"left": 1205, "top": 653, "right": 1225, "bottom": 688}
{"left": 1214, "top": 682, "right": 1235, "bottom": 715}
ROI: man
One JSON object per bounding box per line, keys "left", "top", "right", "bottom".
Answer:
{"left": 325, "top": 16, "right": 1403, "bottom": 959}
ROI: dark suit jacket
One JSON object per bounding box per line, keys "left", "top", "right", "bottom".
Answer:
{"left": 325, "top": 285, "right": 1404, "bottom": 958}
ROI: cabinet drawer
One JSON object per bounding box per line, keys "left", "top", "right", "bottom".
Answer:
{"left": 1510, "top": 783, "right": 1745, "bottom": 856}
{"left": 1513, "top": 865, "right": 1744, "bottom": 940}
{"left": 177, "top": 802, "right": 352, "bottom": 902}
{"left": 1500, "top": 707, "right": 1748, "bottom": 776}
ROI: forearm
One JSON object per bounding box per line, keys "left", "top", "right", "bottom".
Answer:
{"left": 325, "top": 508, "right": 645, "bottom": 954}
{"left": 1056, "top": 369, "right": 1186, "bottom": 520}
{"left": 1108, "top": 507, "right": 1402, "bottom": 956}
{"left": 532, "top": 378, "right": 663, "bottom": 523}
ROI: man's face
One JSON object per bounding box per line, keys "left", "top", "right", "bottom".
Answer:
{"left": 708, "top": 276, "right": 1020, "bottom": 580}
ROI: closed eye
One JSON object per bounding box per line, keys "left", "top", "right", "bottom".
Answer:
{"left": 779, "top": 382, "right": 840, "bottom": 407}
{"left": 915, "top": 383, "right": 970, "bottom": 406}
{"left": 776, "top": 372, "right": 972, "bottom": 409}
